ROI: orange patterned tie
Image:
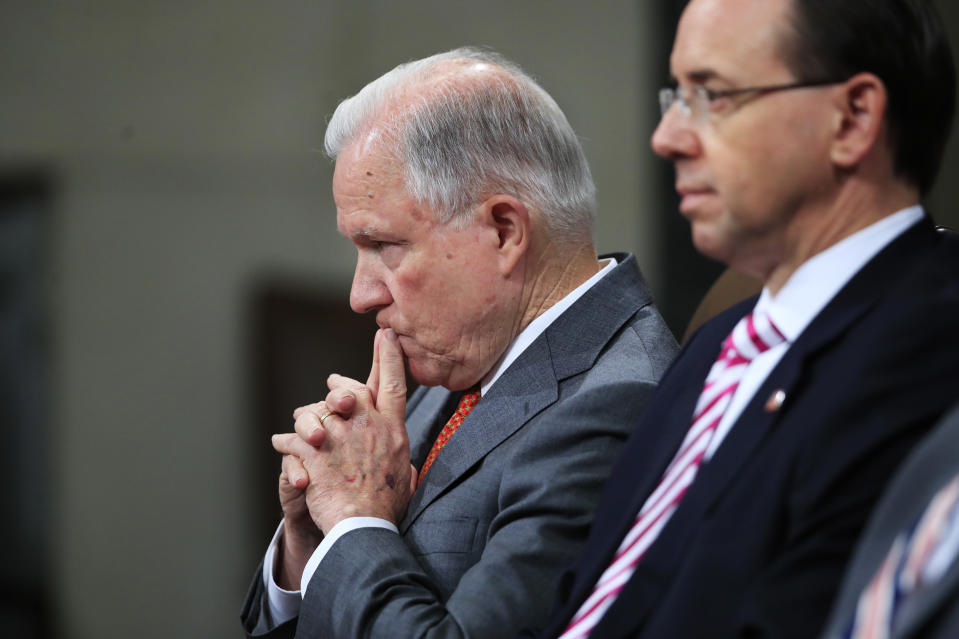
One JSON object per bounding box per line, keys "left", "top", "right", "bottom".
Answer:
{"left": 417, "top": 387, "right": 481, "bottom": 487}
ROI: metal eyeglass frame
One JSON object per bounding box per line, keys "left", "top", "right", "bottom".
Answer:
{"left": 659, "top": 79, "right": 845, "bottom": 121}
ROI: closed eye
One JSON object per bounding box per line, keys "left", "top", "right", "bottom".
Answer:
{"left": 371, "top": 240, "right": 408, "bottom": 253}
{"left": 363, "top": 239, "right": 407, "bottom": 269}
{"left": 352, "top": 234, "right": 397, "bottom": 251}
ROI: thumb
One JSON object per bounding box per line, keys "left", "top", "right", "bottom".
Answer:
{"left": 408, "top": 463, "right": 418, "bottom": 497}
{"left": 376, "top": 328, "right": 407, "bottom": 418}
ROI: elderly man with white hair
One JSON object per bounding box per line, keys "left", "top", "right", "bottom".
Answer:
{"left": 240, "top": 47, "right": 677, "bottom": 639}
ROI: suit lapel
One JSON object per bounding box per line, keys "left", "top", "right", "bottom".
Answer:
{"left": 401, "top": 253, "right": 658, "bottom": 533}
{"left": 591, "top": 238, "right": 894, "bottom": 611}
{"left": 689, "top": 218, "right": 938, "bottom": 516}
{"left": 573, "top": 306, "right": 746, "bottom": 636}
{"left": 620, "top": 316, "right": 735, "bottom": 526}
{"left": 593, "top": 220, "right": 940, "bottom": 636}
{"left": 405, "top": 387, "right": 460, "bottom": 469}
{"left": 401, "top": 338, "right": 559, "bottom": 531}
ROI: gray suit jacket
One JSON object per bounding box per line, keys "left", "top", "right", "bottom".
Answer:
{"left": 820, "top": 401, "right": 959, "bottom": 639}
{"left": 241, "top": 253, "right": 677, "bottom": 638}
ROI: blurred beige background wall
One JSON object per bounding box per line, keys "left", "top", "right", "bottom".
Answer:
{"left": 0, "top": 2, "right": 956, "bottom": 638}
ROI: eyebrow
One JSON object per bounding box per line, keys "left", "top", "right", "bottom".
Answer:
{"left": 342, "top": 223, "right": 380, "bottom": 240}
{"left": 346, "top": 226, "right": 403, "bottom": 245}
{"left": 680, "top": 69, "right": 721, "bottom": 85}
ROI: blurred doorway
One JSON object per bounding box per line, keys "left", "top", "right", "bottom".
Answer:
{"left": 250, "top": 282, "right": 388, "bottom": 545}
{"left": 0, "top": 171, "right": 54, "bottom": 639}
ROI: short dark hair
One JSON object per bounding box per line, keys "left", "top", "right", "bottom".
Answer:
{"left": 780, "top": 0, "right": 955, "bottom": 196}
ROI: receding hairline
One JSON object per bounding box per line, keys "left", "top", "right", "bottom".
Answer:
{"left": 326, "top": 46, "right": 597, "bottom": 242}
{"left": 772, "top": 0, "right": 812, "bottom": 79}
{"left": 341, "top": 56, "right": 525, "bottom": 156}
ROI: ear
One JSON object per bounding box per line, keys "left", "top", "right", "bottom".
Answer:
{"left": 830, "top": 72, "right": 888, "bottom": 170}
{"left": 476, "top": 194, "right": 531, "bottom": 276}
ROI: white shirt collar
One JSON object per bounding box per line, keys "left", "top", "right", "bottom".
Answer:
{"left": 480, "top": 257, "right": 619, "bottom": 396}
{"left": 754, "top": 205, "right": 924, "bottom": 342}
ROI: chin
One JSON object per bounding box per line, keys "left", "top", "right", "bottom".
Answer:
{"left": 690, "top": 225, "right": 732, "bottom": 265}
{"left": 413, "top": 362, "right": 483, "bottom": 392}
{"left": 407, "top": 360, "right": 447, "bottom": 389}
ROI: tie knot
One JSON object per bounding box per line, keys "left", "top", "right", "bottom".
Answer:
{"left": 458, "top": 387, "right": 481, "bottom": 411}
{"left": 721, "top": 311, "right": 786, "bottom": 364}
{"left": 448, "top": 386, "right": 481, "bottom": 426}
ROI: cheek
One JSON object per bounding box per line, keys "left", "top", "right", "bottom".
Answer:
{"left": 712, "top": 142, "right": 787, "bottom": 214}
{"left": 712, "top": 111, "right": 826, "bottom": 208}
{"left": 393, "top": 267, "right": 425, "bottom": 295}
{"left": 392, "top": 268, "right": 456, "bottom": 328}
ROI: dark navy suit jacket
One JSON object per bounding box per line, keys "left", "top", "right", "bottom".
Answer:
{"left": 536, "top": 220, "right": 959, "bottom": 639}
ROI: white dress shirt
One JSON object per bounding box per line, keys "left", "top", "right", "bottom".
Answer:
{"left": 263, "top": 256, "right": 620, "bottom": 623}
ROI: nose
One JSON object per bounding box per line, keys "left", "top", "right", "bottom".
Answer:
{"left": 349, "top": 253, "right": 393, "bottom": 315}
{"left": 650, "top": 105, "right": 701, "bottom": 160}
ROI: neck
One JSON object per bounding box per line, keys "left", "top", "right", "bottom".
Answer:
{"left": 515, "top": 240, "right": 602, "bottom": 333}
{"left": 759, "top": 178, "right": 919, "bottom": 295}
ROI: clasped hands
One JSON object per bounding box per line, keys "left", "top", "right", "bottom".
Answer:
{"left": 272, "top": 328, "right": 416, "bottom": 542}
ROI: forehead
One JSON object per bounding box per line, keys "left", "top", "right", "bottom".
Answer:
{"left": 672, "top": 0, "right": 794, "bottom": 84}
{"left": 333, "top": 135, "right": 432, "bottom": 234}
{"left": 332, "top": 129, "right": 402, "bottom": 197}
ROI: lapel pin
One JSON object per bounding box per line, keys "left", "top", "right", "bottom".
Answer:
{"left": 764, "top": 389, "right": 786, "bottom": 413}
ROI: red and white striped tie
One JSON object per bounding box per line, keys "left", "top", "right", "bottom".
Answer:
{"left": 559, "top": 311, "right": 786, "bottom": 639}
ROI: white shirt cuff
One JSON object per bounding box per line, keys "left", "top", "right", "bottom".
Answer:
{"left": 300, "top": 517, "right": 399, "bottom": 594}
{"left": 263, "top": 521, "right": 302, "bottom": 626}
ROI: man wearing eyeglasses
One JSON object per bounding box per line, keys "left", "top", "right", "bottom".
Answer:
{"left": 531, "top": 1, "right": 959, "bottom": 638}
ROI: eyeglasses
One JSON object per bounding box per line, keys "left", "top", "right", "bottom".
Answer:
{"left": 659, "top": 79, "right": 844, "bottom": 122}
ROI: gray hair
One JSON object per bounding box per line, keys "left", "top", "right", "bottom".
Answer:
{"left": 324, "top": 47, "right": 596, "bottom": 241}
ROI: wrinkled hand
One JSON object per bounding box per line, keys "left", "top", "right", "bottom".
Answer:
{"left": 273, "top": 348, "right": 362, "bottom": 589}
{"left": 277, "top": 328, "right": 395, "bottom": 517}
{"left": 273, "top": 328, "right": 413, "bottom": 535}
{"left": 275, "top": 456, "right": 322, "bottom": 590}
